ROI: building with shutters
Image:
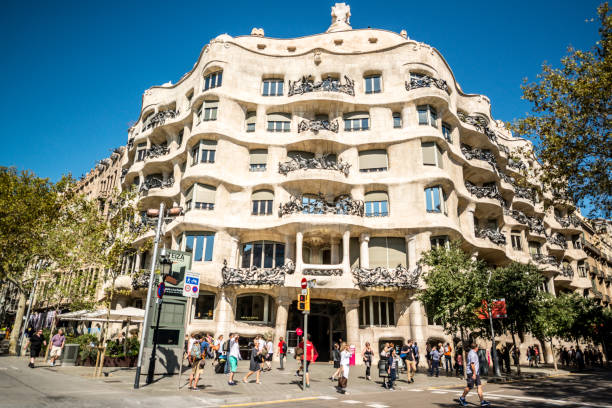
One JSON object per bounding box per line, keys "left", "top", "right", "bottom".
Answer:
{"left": 116, "top": 3, "right": 594, "bottom": 362}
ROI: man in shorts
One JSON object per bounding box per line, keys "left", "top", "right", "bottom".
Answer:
{"left": 188, "top": 335, "right": 204, "bottom": 390}
{"left": 228, "top": 334, "right": 240, "bottom": 386}
{"left": 459, "top": 343, "right": 490, "bottom": 407}
{"left": 49, "top": 328, "right": 65, "bottom": 366}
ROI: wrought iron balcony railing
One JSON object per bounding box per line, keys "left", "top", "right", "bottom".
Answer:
{"left": 514, "top": 186, "right": 536, "bottom": 204}
{"left": 278, "top": 154, "right": 350, "bottom": 176}
{"left": 464, "top": 181, "right": 505, "bottom": 206}
{"left": 297, "top": 119, "right": 339, "bottom": 133}
{"left": 457, "top": 112, "right": 498, "bottom": 143}
{"left": 145, "top": 144, "right": 170, "bottom": 160}
{"left": 474, "top": 228, "right": 507, "bottom": 246}
{"left": 546, "top": 233, "right": 568, "bottom": 248}
{"left": 507, "top": 158, "right": 527, "bottom": 171}
{"left": 221, "top": 259, "right": 295, "bottom": 287}
{"left": 288, "top": 75, "right": 355, "bottom": 96}
{"left": 278, "top": 194, "right": 364, "bottom": 217}
{"left": 143, "top": 109, "right": 179, "bottom": 131}
{"left": 139, "top": 175, "right": 174, "bottom": 193}
{"left": 461, "top": 144, "right": 497, "bottom": 168}
{"left": 352, "top": 265, "right": 421, "bottom": 288}
{"left": 555, "top": 215, "right": 581, "bottom": 228}
{"left": 531, "top": 254, "right": 560, "bottom": 267}
{"left": 560, "top": 266, "right": 575, "bottom": 278}
{"left": 503, "top": 209, "right": 546, "bottom": 235}
{"left": 405, "top": 74, "right": 449, "bottom": 93}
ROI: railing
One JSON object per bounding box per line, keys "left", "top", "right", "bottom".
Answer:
{"left": 352, "top": 265, "right": 421, "bottom": 288}
{"left": 531, "top": 254, "right": 560, "bottom": 267}
{"left": 405, "top": 74, "right": 449, "bottom": 93}
{"left": 507, "top": 158, "right": 527, "bottom": 171}
{"left": 143, "top": 109, "right": 179, "bottom": 131}
{"left": 503, "top": 209, "right": 546, "bottom": 235}
{"left": 465, "top": 181, "right": 505, "bottom": 206}
{"left": 546, "top": 233, "right": 568, "bottom": 249}
{"left": 297, "top": 119, "right": 339, "bottom": 133}
{"left": 278, "top": 154, "right": 350, "bottom": 176}
{"left": 127, "top": 137, "right": 135, "bottom": 150}
{"left": 461, "top": 144, "right": 497, "bottom": 168}
{"left": 145, "top": 144, "right": 170, "bottom": 160}
{"left": 457, "top": 112, "right": 497, "bottom": 143}
{"left": 131, "top": 270, "right": 150, "bottom": 290}
{"left": 514, "top": 186, "right": 536, "bottom": 204}
{"left": 474, "top": 228, "right": 507, "bottom": 246}
{"left": 221, "top": 260, "right": 295, "bottom": 287}
{"left": 139, "top": 176, "right": 174, "bottom": 193}
{"left": 555, "top": 215, "right": 581, "bottom": 228}
{"left": 560, "top": 266, "right": 575, "bottom": 278}
{"left": 278, "top": 194, "right": 364, "bottom": 217}
{"left": 302, "top": 268, "right": 343, "bottom": 276}
{"left": 288, "top": 75, "right": 355, "bottom": 96}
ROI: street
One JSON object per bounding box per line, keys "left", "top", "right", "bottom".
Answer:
{"left": 1, "top": 356, "right": 611, "bottom": 408}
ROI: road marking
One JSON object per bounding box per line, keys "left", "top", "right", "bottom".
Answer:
{"left": 10, "top": 366, "right": 19, "bottom": 370}
{"left": 366, "top": 404, "right": 390, "bottom": 408}
{"left": 318, "top": 396, "right": 338, "bottom": 400}
{"left": 483, "top": 393, "right": 612, "bottom": 408}
{"left": 407, "top": 388, "right": 423, "bottom": 392}
{"left": 220, "top": 397, "right": 319, "bottom": 407}
{"left": 431, "top": 390, "right": 449, "bottom": 394}
{"left": 341, "top": 401, "right": 362, "bottom": 405}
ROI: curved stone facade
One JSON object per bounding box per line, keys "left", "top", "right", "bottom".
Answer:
{"left": 119, "top": 9, "right": 589, "bottom": 361}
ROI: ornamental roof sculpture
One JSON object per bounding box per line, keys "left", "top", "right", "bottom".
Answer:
{"left": 327, "top": 3, "right": 352, "bottom": 32}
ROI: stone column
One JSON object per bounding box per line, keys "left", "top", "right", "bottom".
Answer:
{"left": 359, "top": 233, "right": 370, "bottom": 268}
{"left": 405, "top": 234, "right": 417, "bottom": 268}
{"left": 343, "top": 299, "right": 360, "bottom": 362}
{"left": 330, "top": 239, "right": 340, "bottom": 265}
{"left": 284, "top": 236, "right": 294, "bottom": 265}
{"left": 341, "top": 230, "right": 350, "bottom": 268}
{"left": 214, "top": 289, "right": 234, "bottom": 337}
{"left": 467, "top": 202, "right": 476, "bottom": 237}
{"left": 228, "top": 235, "right": 239, "bottom": 268}
{"left": 274, "top": 292, "right": 292, "bottom": 361}
{"left": 296, "top": 231, "right": 303, "bottom": 272}
{"left": 409, "top": 298, "right": 427, "bottom": 360}
{"left": 548, "top": 276, "right": 556, "bottom": 295}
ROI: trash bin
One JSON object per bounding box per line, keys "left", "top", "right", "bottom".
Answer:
{"left": 62, "top": 344, "right": 79, "bottom": 366}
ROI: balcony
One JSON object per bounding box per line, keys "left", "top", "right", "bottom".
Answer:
{"left": 142, "top": 109, "right": 179, "bottom": 132}
{"left": 297, "top": 119, "right": 339, "bottom": 133}
{"left": 288, "top": 75, "right": 355, "bottom": 96}
{"left": 514, "top": 186, "right": 536, "bottom": 204}
{"left": 474, "top": 228, "right": 506, "bottom": 246}
{"left": 507, "top": 158, "right": 527, "bottom": 171}
{"left": 461, "top": 144, "right": 497, "bottom": 168}
{"left": 560, "top": 266, "right": 575, "bottom": 279}
{"left": 504, "top": 209, "right": 546, "bottom": 235}
{"left": 457, "top": 112, "right": 498, "bottom": 143}
{"left": 279, "top": 194, "right": 364, "bottom": 217}
{"left": 464, "top": 181, "right": 505, "bottom": 207}
{"left": 221, "top": 260, "right": 295, "bottom": 287}
{"left": 139, "top": 175, "right": 174, "bottom": 193}
{"left": 145, "top": 144, "right": 170, "bottom": 160}
{"left": 531, "top": 254, "right": 560, "bottom": 267}
{"left": 555, "top": 215, "right": 581, "bottom": 229}
{"left": 279, "top": 154, "right": 350, "bottom": 176}
{"left": 303, "top": 267, "right": 343, "bottom": 276}
{"left": 405, "top": 74, "right": 449, "bottom": 93}
{"left": 351, "top": 265, "right": 421, "bottom": 288}
{"left": 546, "top": 233, "right": 567, "bottom": 249}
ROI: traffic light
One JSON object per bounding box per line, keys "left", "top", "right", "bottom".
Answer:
{"left": 297, "top": 289, "right": 310, "bottom": 311}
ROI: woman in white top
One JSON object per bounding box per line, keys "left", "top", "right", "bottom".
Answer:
{"left": 338, "top": 342, "right": 351, "bottom": 394}
{"left": 265, "top": 339, "right": 274, "bottom": 371}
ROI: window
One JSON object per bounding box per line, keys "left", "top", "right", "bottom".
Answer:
{"left": 194, "top": 291, "right": 215, "bottom": 320}
{"left": 267, "top": 113, "right": 291, "bottom": 132}
{"left": 358, "top": 149, "right": 388, "bottom": 172}
{"left": 245, "top": 112, "right": 256, "bottom": 132}
{"left": 442, "top": 122, "right": 452, "bottom": 143}
{"left": 421, "top": 142, "right": 444, "bottom": 168}
{"left": 578, "top": 261, "right": 587, "bottom": 277}
{"left": 235, "top": 294, "right": 273, "bottom": 323}
{"left": 430, "top": 235, "right": 449, "bottom": 249}
{"left": 132, "top": 176, "right": 140, "bottom": 188}
{"left": 252, "top": 190, "right": 274, "bottom": 215}
{"left": 393, "top": 112, "right": 402, "bottom": 128}
{"left": 249, "top": 149, "right": 267, "bottom": 171}
{"left": 203, "top": 70, "right": 222, "bottom": 91}
{"left": 177, "top": 130, "right": 184, "bottom": 146}
{"left": 302, "top": 195, "right": 323, "bottom": 214}
{"left": 511, "top": 230, "right": 522, "bottom": 250}
{"left": 198, "top": 100, "right": 218, "bottom": 122}
{"left": 425, "top": 186, "right": 446, "bottom": 214}
{"left": 191, "top": 140, "right": 217, "bottom": 165}
{"left": 344, "top": 112, "right": 370, "bottom": 131}
{"left": 359, "top": 296, "right": 395, "bottom": 326}
{"left": 185, "top": 183, "right": 216, "bottom": 211}
{"left": 136, "top": 143, "right": 147, "bottom": 162}
{"left": 262, "top": 78, "right": 284, "bottom": 96}
{"left": 241, "top": 241, "right": 285, "bottom": 268}
{"left": 528, "top": 241, "right": 541, "bottom": 256}
{"left": 365, "top": 191, "right": 389, "bottom": 217}
{"left": 364, "top": 75, "right": 382, "bottom": 94}
{"left": 417, "top": 105, "right": 438, "bottom": 128}
{"left": 572, "top": 235, "right": 582, "bottom": 249}
{"left": 184, "top": 232, "right": 215, "bottom": 262}
{"left": 368, "top": 237, "right": 406, "bottom": 268}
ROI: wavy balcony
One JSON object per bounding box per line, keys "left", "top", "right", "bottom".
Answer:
{"left": 555, "top": 215, "right": 581, "bottom": 229}
{"left": 351, "top": 265, "right": 421, "bottom": 288}
{"left": 474, "top": 227, "right": 506, "bottom": 246}
{"left": 297, "top": 119, "right": 339, "bottom": 133}
{"left": 279, "top": 194, "right": 364, "bottom": 217}
{"left": 546, "top": 232, "right": 568, "bottom": 250}
{"left": 142, "top": 109, "right": 180, "bottom": 132}
{"left": 405, "top": 74, "right": 450, "bottom": 94}
{"left": 503, "top": 208, "right": 546, "bottom": 236}
{"left": 531, "top": 254, "right": 560, "bottom": 267}
{"left": 278, "top": 154, "right": 350, "bottom": 176}
{"left": 464, "top": 181, "right": 505, "bottom": 207}
{"left": 288, "top": 75, "right": 355, "bottom": 97}
{"left": 145, "top": 144, "right": 170, "bottom": 160}
{"left": 139, "top": 175, "right": 175, "bottom": 193}
{"left": 220, "top": 260, "right": 295, "bottom": 287}
{"left": 461, "top": 144, "right": 497, "bottom": 169}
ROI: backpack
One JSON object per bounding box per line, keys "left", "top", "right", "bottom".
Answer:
{"left": 282, "top": 342, "right": 287, "bottom": 354}
{"left": 190, "top": 342, "right": 201, "bottom": 359}
{"left": 206, "top": 345, "right": 215, "bottom": 359}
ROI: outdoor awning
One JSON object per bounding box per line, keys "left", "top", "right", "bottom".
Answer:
{"left": 58, "top": 307, "right": 144, "bottom": 323}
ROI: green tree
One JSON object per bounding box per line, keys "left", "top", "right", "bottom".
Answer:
{"left": 532, "top": 293, "right": 575, "bottom": 370}
{"left": 512, "top": 3, "right": 612, "bottom": 217}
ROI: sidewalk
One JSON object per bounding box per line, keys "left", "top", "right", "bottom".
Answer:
{"left": 2, "top": 355, "right": 573, "bottom": 406}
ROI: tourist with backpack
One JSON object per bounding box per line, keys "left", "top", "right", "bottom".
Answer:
{"left": 277, "top": 336, "right": 287, "bottom": 370}
{"left": 386, "top": 347, "right": 399, "bottom": 390}
{"left": 188, "top": 335, "right": 205, "bottom": 390}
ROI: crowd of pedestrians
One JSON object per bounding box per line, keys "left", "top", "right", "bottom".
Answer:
{"left": 559, "top": 345, "right": 604, "bottom": 370}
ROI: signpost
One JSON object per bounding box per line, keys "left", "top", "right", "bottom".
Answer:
{"left": 182, "top": 271, "right": 200, "bottom": 298}
{"left": 298, "top": 278, "right": 316, "bottom": 391}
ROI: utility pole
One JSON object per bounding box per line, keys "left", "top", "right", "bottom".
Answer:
{"left": 303, "top": 308, "right": 308, "bottom": 391}
{"left": 134, "top": 202, "right": 165, "bottom": 389}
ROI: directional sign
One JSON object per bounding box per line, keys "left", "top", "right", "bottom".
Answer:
{"left": 182, "top": 270, "right": 200, "bottom": 298}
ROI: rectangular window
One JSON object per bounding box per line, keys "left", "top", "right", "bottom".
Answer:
{"left": 511, "top": 231, "right": 522, "bottom": 250}
{"left": 344, "top": 115, "right": 370, "bottom": 131}
{"left": 202, "top": 101, "right": 218, "bottom": 121}
{"left": 246, "top": 112, "right": 257, "bottom": 132}
{"left": 421, "top": 142, "right": 444, "bottom": 168}
{"left": 262, "top": 79, "right": 284, "bottom": 96}
{"left": 417, "top": 105, "right": 438, "bottom": 128}
{"left": 191, "top": 145, "right": 199, "bottom": 165}
{"left": 528, "top": 241, "right": 541, "bottom": 255}
{"left": 185, "top": 232, "right": 215, "bottom": 262}
{"left": 364, "top": 75, "right": 382, "bottom": 94}
{"left": 425, "top": 186, "right": 444, "bottom": 213}
{"left": 393, "top": 113, "right": 402, "bottom": 128}
{"left": 267, "top": 117, "right": 291, "bottom": 132}
{"left": 177, "top": 130, "right": 184, "bottom": 146}
{"left": 200, "top": 149, "right": 215, "bottom": 163}
{"left": 365, "top": 201, "right": 389, "bottom": 217}
{"left": 136, "top": 143, "right": 147, "bottom": 162}
{"left": 442, "top": 123, "right": 452, "bottom": 143}
{"left": 204, "top": 71, "right": 222, "bottom": 91}
{"left": 430, "top": 235, "right": 449, "bottom": 249}
{"left": 252, "top": 200, "right": 273, "bottom": 215}
{"left": 359, "top": 149, "right": 388, "bottom": 172}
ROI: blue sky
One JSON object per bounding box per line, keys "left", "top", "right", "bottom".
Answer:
{"left": 0, "top": 0, "right": 602, "bottom": 182}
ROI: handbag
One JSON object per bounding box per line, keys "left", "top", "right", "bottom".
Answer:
{"left": 338, "top": 376, "right": 347, "bottom": 389}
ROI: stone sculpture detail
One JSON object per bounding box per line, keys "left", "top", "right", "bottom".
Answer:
{"left": 288, "top": 75, "right": 355, "bottom": 96}
{"left": 327, "top": 3, "right": 352, "bottom": 32}
{"left": 405, "top": 74, "right": 449, "bottom": 93}
{"left": 278, "top": 153, "right": 350, "bottom": 176}
{"left": 221, "top": 259, "right": 295, "bottom": 287}
{"left": 279, "top": 194, "right": 364, "bottom": 217}
{"left": 352, "top": 265, "right": 421, "bottom": 288}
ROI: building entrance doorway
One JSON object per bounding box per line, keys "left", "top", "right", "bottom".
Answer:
{"left": 287, "top": 299, "right": 346, "bottom": 361}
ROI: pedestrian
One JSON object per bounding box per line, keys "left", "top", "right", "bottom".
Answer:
{"left": 257, "top": 334, "right": 266, "bottom": 353}
{"left": 26, "top": 329, "right": 46, "bottom": 368}
{"left": 223, "top": 333, "right": 232, "bottom": 374}
{"left": 243, "top": 342, "right": 265, "bottom": 384}
{"left": 386, "top": 347, "right": 398, "bottom": 390}
{"left": 413, "top": 341, "right": 420, "bottom": 372}
{"left": 228, "top": 334, "right": 240, "bottom": 386}
{"left": 49, "top": 328, "right": 65, "bottom": 367}
{"left": 264, "top": 337, "right": 274, "bottom": 371}
{"left": 337, "top": 342, "right": 351, "bottom": 394}
{"left": 430, "top": 345, "right": 441, "bottom": 377}
{"left": 444, "top": 342, "right": 453, "bottom": 375}
{"left": 576, "top": 347, "right": 585, "bottom": 370}
{"left": 404, "top": 340, "right": 416, "bottom": 383}
{"left": 458, "top": 343, "right": 491, "bottom": 407}
{"left": 277, "top": 336, "right": 287, "bottom": 370}
{"left": 188, "top": 335, "right": 205, "bottom": 390}
{"left": 213, "top": 334, "right": 224, "bottom": 359}
{"left": 362, "top": 342, "right": 373, "bottom": 380}
{"left": 534, "top": 345, "right": 540, "bottom": 367}
{"left": 455, "top": 350, "right": 464, "bottom": 376}
{"left": 298, "top": 333, "right": 316, "bottom": 388}
{"left": 425, "top": 343, "right": 432, "bottom": 372}
{"left": 527, "top": 346, "right": 533, "bottom": 367}
{"left": 330, "top": 343, "right": 341, "bottom": 380}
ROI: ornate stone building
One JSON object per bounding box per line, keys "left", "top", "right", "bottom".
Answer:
{"left": 580, "top": 218, "right": 612, "bottom": 307}
{"left": 119, "top": 4, "right": 593, "bottom": 361}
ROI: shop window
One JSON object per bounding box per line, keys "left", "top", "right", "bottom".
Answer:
{"left": 235, "top": 294, "right": 274, "bottom": 323}
{"left": 194, "top": 291, "right": 215, "bottom": 320}
{"left": 359, "top": 296, "right": 395, "bottom": 326}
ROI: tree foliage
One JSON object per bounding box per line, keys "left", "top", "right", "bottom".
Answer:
{"left": 512, "top": 3, "right": 612, "bottom": 217}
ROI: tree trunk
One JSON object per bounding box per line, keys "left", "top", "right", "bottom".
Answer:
{"left": 510, "top": 326, "right": 521, "bottom": 375}
{"left": 550, "top": 338, "right": 558, "bottom": 371}
{"left": 460, "top": 327, "right": 468, "bottom": 380}
{"left": 8, "top": 291, "right": 27, "bottom": 355}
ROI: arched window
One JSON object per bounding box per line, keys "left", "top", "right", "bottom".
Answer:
{"left": 235, "top": 294, "right": 274, "bottom": 323}
{"left": 267, "top": 113, "right": 291, "bottom": 132}
{"left": 359, "top": 296, "right": 395, "bottom": 326}
{"left": 344, "top": 112, "right": 370, "bottom": 131}
{"left": 241, "top": 241, "right": 285, "bottom": 268}
{"left": 252, "top": 190, "right": 274, "bottom": 215}
{"left": 204, "top": 70, "right": 223, "bottom": 91}
{"left": 195, "top": 291, "right": 215, "bottom": 320}
{"left": 365, "top": 191, "right": 389, "bottom": 217}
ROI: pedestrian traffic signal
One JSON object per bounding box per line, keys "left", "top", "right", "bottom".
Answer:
{"left": 297, "top": 289, "right": 310, "bottom": 311}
